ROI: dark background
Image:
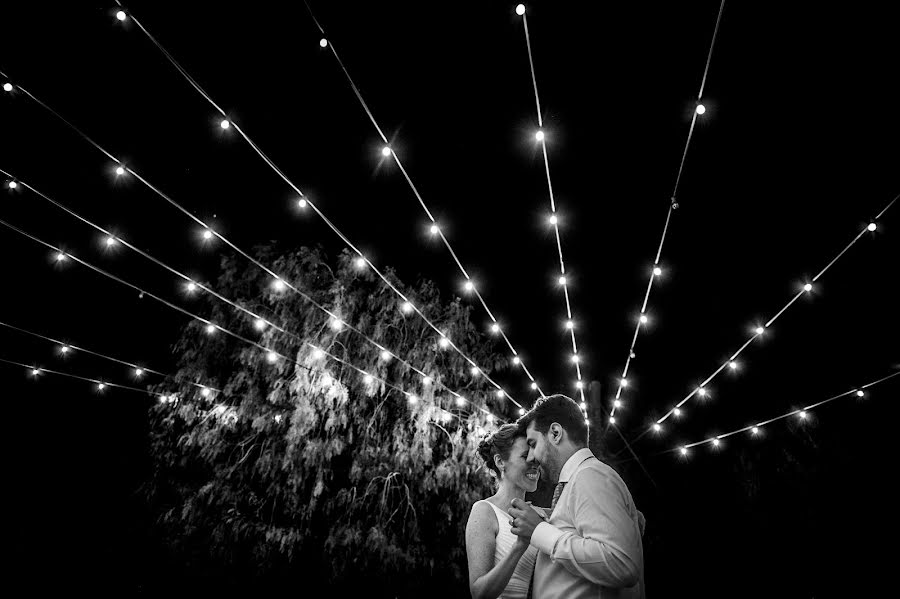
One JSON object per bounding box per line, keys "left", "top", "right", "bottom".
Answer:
{"left": 1, "top": 1, "right": 897, "bottom": 596}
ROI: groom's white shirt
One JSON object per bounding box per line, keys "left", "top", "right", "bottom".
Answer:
{"left": 530, "top": 448, "right": 646, "bottom": 599}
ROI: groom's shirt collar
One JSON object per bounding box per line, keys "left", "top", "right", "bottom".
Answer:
{"left": 558, "top": 447, "right": 594, "bottom": 483}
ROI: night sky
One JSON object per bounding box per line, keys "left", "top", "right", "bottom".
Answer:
{"left": 2, "top": 1, "right": 898, "bottom": 596}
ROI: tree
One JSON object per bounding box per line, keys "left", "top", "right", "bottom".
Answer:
{"left": 144, "top": 246, "right": 511, "bottom": 596}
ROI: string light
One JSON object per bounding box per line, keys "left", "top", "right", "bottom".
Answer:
{"left": 254, "top": 318, "right": 266, "bottom": 330}
{"left": 728, "top": 360, "right": 738, "bottom": 370}
{"left": 518, "top": 407, "right": 526, "bottom": 415}
{"left": 535, "top": 130, "right": 544, "bottom": 142}
{"left": 31, "top": 368, "right": 40, "bottom": 376}
{"left": 496, "top": 389, "right": 505, "bottom": 399}
{"left": 105, "top": 236, "right": 116, "bottom": 247}
{"left": 201, "top": 387, "right": 211, "bottom": 397}
{"left": 669, "top": 372, "right": 900, "bottom": 457}
{"left": 695, "top": 103, "right": 706, "bottom": 115}
{"left": 856, "top": 390, "right": 865, "bottom": 397}
{"left": 609, "top": 416, "right": 617, "bottom": 425}
{"left": 620, "top": 378, "right": 629, "bottom": 388}
{"left": 186, "top": 282, "right": 197, "bottom": 293}
{"left": 400, "top": 301, "right": 413, "bottom": 313}
{"left": 312, "top": 349, "right": 325, "bottom": 359}
{"left": 530, "top": 382, "right": 538, "bottom": 390}
{"left": 565, "top": 320, "right": 574, "bottom": 329}
{"left": 97, "top": 382, "right": 106, "bottom": 391}
{"left": 575, "top": 381, "right": 584, "bottom": 390}
{"left": 606, "top": 0, "right": 727, "bottom": 432}
{"left": 60, "top": 345, "right": 70, "bottom": 354}
{"left": 868, "top": 222, "right": 877, "bottom": 232}
{"left": 558, "top": 276, "right": 567, "bottom": 286}
{"left": 272, "top": 278, "right": 286, "bottom": 292}
{"left": 515, "top": 4, "right": 525, "bottom": 16}
{"left": 205, "top": 324, "right": 216, "bottom": 334}
{"left": 512, "top": 356, "right": 521, "bottom": 365}
{"left": 464, "top": 280, "right": 474, "bottom": 292}
{"left": 203, "top": 229, "right": 213, "bottom": 240}
{"left": 470, "top": 366, "right": 480, "bottom": 376}
{"left": 613, "top": 400, "right": 622, "bottom": 408}
{"left": 429, "top": 224, "right": 439, "bottom": 235}
{"left": 755, "top": 326, "right": 765, "bottom": 335}
{"left": 363, "top": 374, "right": 373, "bottom": 384}
{"left": 456, "top": 397, "right": 467, "bottom": 407}
{"left": 804, "top": 283, "right": 812, "bottom": 292}
{"left": 330, "top": 319, "right": 344, "bottom": 331}
{"left": 354, "top": 256, "right": 366, "bottom": 269}
{"left": 438, "top": 337, "right": 450, "bottom": 349}
{"left": 116, "top": 10, "right": 126, "bottom": 21}
{"left": 115, "top": 166, "right": 126, "bottom": 176}
{"left": 291, "top": 13, "right": 537, "bottom": 401}
{"left": 55, "top": 252, "right": 66, "bottom": 262}
{"left": 653, "top": 424, "right": 662, "bottom": 433}
{"left": 134, "top": 368, "right": 144, "bottom": 377}
{"left": 422, "top": 376, "right": 432, "bottom": 386}
{"left": 407, "top": 394, "right": 418, "bottom": 404}
{"left": 549, "top": 214, "right": 558, "bottom": 225}
{"left": 490, "top": 323, "right": 500, "bottom": 334}
{"left": 2, "top": 83, "right": 13, "bottom": 93}
{"left": 319, "top": 38, "right": 328, "bottom": 48}
{"left": 679, "top": 447, "right": 688, "bottom": 456}
{"left": 219, "top": 119, "right": 230, "bottom": 129}
{"left": 266, "top": 351, "right": 279, "bottom": 363}
{"left": 697, "top": 387, "right": 708, "bottom": 397}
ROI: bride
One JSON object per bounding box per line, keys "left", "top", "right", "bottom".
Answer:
{"left": 465, "top": 423, "right": 545, "bottom": 599}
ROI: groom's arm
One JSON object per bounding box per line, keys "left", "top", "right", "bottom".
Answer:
{"left": 530, "top": 468, "right": 642, "bottom": 588}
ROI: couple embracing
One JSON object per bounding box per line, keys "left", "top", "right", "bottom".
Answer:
{"left": 465, "top": 394, "right": 646, "bottom": 599}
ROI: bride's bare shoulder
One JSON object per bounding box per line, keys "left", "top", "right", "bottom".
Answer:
{"left": 466, "top": 499, "right": 499, "bottom": 532}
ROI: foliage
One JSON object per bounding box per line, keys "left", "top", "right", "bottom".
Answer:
{"left": 144, "top": 246, "right": 510, "bottom": 596}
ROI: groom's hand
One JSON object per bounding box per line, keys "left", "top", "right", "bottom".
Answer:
{"left": 508, "top": 498, "right": 543, "bottom": 540}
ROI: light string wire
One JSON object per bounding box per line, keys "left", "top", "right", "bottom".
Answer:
{"left": 622, "top": 194, "right": 897, "bottom": 449}
{"left": 0, "top": 217, "right": 501, "bottom": 422}
{"left": 98, "top": 6, "right": 521, "bottom": 408}
{"left": 518, "top": 6, "right": 587, "bottom": 408}
{"left": 0, "top": 355, "right": 168, "bottom": 398}
{"left": 659, "top": 370, "right": 900, "bottom": 458}
{"left": 301, "top": 1, "right": 547, "bottom": 400}
{"left": 608, "top": 0, "right": 727, "bottom": 427}
{"left": 0, "top": 319, "right": 220, "bottom": 393}
{"left": 0, "top": 167, "right": 484, "bottom": 409}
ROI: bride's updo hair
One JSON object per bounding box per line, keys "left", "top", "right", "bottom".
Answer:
{"left": 477, "top": 423, "right": 521, "bottom": 480}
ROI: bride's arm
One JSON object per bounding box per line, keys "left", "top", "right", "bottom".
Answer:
{"left": 465, "top": 502, "right": 530, "bottom": 599}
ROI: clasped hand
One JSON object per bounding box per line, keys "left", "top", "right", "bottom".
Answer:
{"left": 507, "top": 497, "right": 544, "bottom": 541}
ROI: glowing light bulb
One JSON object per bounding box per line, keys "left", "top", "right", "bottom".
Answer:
{"left": 380, "top": 349, "right": 391, "bottom": 361}
{"left": 755, "top": 326, "right": 765, "bottom": 335}
{"left": 653, "top": 423, "right": 662, "bottom": 432}
{"left": 201, "top": 388, "right": 211, "bottom": 397}
{"left": 571, "top": 354, "right": 580, "bottom": 364}
{"left": 297, "top": 198, "right": 308, "bottom": 210}
{"left": 272, "top": 278, "right": 286, "bottom": 291}
{"left": 319, "top": 38, "right": 328, "bottom": 48}
{"left": 2, "top": 83, "right": 12, "bottom": 93}
{"left": 400, "top": 301, "right": 413, "bottom": 313}
{"left": 620, "top": 378, "right": 628, "bottom": 387}
{"left": 712, "top": 438, "right": 720, "bottom": 447}
{"left": 575, "top": 381, "right": 584, "bottom": 390}
{"left": 220, "top": 119, "right": 230, "bottom": 129}
{"left": 695, "top": 103, "right": 706, "bottom": 115}
{"left": 518, "top": 407, "right": 526, "bottom": 415}
{"left": 55, "top": 252, "right": 66, "bottom": 262}
{"left": 205, "top": 324, "right": 216, "bottom": 334}
{"left": 856, "top": 390, "right": 865, "bottom": 397}
{"left": 804, "top": 283, "right": 812, "bottom": 292}
{"left": 186, "top": 282, "right": 197, "bottom": 293}
{"left": 728, "top": 361, "right": 738, "bottom": 370}
{"left": 558, "top": 275, "right": 567, "bottom": 286}
{"left": 266, "top": 351, "right": 278, "bottom": 363}
{"left": 254, "top": 318, "right": 266, "bottom": 331}
{"left": 97, "top": 382, "right": 106, "bottom": 390}
{"left": 673, "top": 408, "right": 682, "bottom": 418}
{"left": 549, "top": 215, "right": 558, "bottom": 225}
{"left": 530, "top": 382, "right": 538, "bottom": 390}
{"left": 134, "top": 368, "right": 144, "bottom": 377}
{"left": 203, "top": 229, "right": 213, "bottom": 240}
{"left": 312, "top": 349, "right": 324, "bottom": 359}
{"left": 639, "top": 314, "right": 648, "bottom": 324}
{"left": 438, "top": 337, "right": 450, "bottom": 348}
{"left": 580, "top": 402, "right": 587, "bottom": 410}
{"left": 751, "top": 426, "right": 760, "bottom": 435}
{"left": 535, "top": 130, "right": 545, "bottom": 142}
{"left": 381, "top": 146, "right": 391, "bottom": 157}
{"left": 470, "top": 366, "right": 480, "bottom": 376}
{"left": 799, "top": 411, "right": 807, "bottom": 419}
{"left": 116, "top": 10, "right": 126, "bottom": 21}
{"left": 609, "top": 416, "right": 616, "bottom": 425}
{"left": 407, "top": 394, "right": 418, "bottom": 404}
{"left": 679, "top": 447, "right": 688, "bottom": 456}
{"left": 516, "top": 4, "right": 525, "bottom": 16}
{"left": 486, "top": 414, "right": 494, "bottom": 423}
{"left": 512, "top": 356, "right": 521, "bottom": 365}
{"left": 363, "top": 374, "right": 373, "bottom": 384}
{"left": 115, "top": 166, "right": 125, "bottom": 176}
{"left": 613, "top": 400, "right": 622, "bottom": 408}
{"left": 490, "top": 323, "right": 500, "bottom": 333}
{"left": 441, "top": 411, "right": 452, "bottom": 423}
{"left": 274, "top": 414, "right": 283, "bottom": 423}
{"left": 456, "top": 397, "right": 467, "bottom": 407}
{"left": 565, "top": 320, "right": 574, "bottom": 329}
{"left": 653, "top": 266, "right": 663, "bottom": 276}
{"left": 105, "top": 236, "right": 116, "bottom": 246}
{"left": 496, "top": 389, "right": 505, "bottom": 399}
{"left": 867, "top": 223, "right": 877, "bottom": 232}
{"left": 60, "top": 345, "right": 70, "bottom": 354}
{"left": 31, "top": 368, "right": 40, "bottom": 376}
{"left": 584, "top": 419, "right": 590, "bottom": 425}
{"left": 354, "top": 257, "right": 366, "bottom": 269}
{"left": 697, "top": 387, "right": 707, "bottom": 397}
{"left": 330, "top": 319, "right": 344, "bottom": 331}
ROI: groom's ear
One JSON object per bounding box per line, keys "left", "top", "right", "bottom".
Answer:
{"left": 548, "top": 423, "right": 564, "bottom": 446}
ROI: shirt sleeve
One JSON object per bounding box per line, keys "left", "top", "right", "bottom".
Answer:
{"left": 530, "top": 467, "right": 642, "bottom": 588}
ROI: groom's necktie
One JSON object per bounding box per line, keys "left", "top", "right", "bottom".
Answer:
{"left": 526, "top": 482, "right": 567, "bottom": 599}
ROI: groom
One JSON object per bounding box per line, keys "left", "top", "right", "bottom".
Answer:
{"left": 508, "top": 394, "right": 646, "bottom": 598}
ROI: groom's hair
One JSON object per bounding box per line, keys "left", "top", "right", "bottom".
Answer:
{"left": 517, "top": 394, "right": 588, "bottom": 446}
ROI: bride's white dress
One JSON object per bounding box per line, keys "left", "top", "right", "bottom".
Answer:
{"left": 475, "top": 499, "right": 538, "bottom": 599}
